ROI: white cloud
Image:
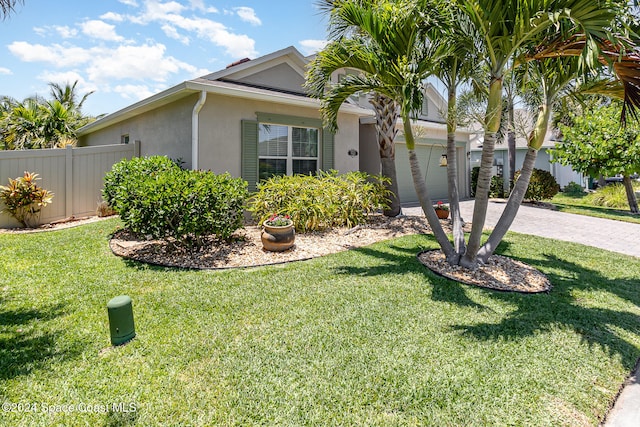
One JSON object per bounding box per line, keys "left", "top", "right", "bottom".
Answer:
{"left": 190, "top": 0, "right": 217, "bottom": 13}
{"left": 81, "top": 20, "right": 125, "bottom": 42}
{"left": 298, "top": 39, "right": 328, "bottom": 55}
{"left": 0, "top": 67, "right": 12, "bottom": 75}
{"left": 8, "top": 40, "right": 205, "bottom": 86}
{"left": 161, "top": 24, "right": 190, "bottom": 45}
{"left": 234, "top": 7, "right": 261, "bottom": 26}
{"left": 55, "top": 25, "right": 79, "bottom": 39}
{"left": 113, "top": 84, "right": 156, "bottom": 100}
{"left": 118, "top": 0, "right": 139, "bottom": 6}
{"left": 8, "top": 42, "right": 95, "bottom": 67}
{"left": 85, "top": 43, "right": 198, "bottom": 83}
{"left": 33, "top": 25, "right": 78, "bottom": 39}
{"left": 37, "top": 71, "right": 97, "bottom": 94}
{"left": 124, "top": 0, "right": 257, "bottom": 57}
{"left": 100, "top": 12, "right": 125, "bottom": 22}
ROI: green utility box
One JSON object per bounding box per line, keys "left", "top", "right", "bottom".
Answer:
{"left": 107, "top": 295, "right": 136, "bottom": 346}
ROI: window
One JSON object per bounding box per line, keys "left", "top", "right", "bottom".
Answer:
{"left": 121, "top": 134, "right": 130, "bottom": 144}
{"left": 258, "top": 124, "right": 319, "bottom": 181}
{"left": 421, "top": 97, "right": 429, "bottom": 117}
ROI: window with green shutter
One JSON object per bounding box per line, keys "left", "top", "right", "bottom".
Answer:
{"left": 242, "top": 114, "right": 334, "bottom": 191}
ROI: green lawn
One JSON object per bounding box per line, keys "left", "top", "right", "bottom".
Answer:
{"left": 551, "top": 193, "right": 640, "bottom": 224}
{"left": 1, "top": 218, "right": 639, "bottom": 426}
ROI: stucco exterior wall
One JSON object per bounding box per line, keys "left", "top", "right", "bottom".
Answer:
{"left": 196, "top": 94, "right": 361, "bottom": 176}
{"left": 79, "top": 94, "right": 197, "bottom": 168}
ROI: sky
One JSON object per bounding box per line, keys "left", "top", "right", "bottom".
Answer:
{"left": 0, "top": 0, "right": 330, "bottom": 116}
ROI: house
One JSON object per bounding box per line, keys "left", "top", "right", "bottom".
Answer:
{"left": 78, "top": 46, "right": 472, "bottom": 203}
{"left": 469, "top": 110, "right": 584, "bottom": 191}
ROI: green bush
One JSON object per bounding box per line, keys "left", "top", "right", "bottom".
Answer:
{"left": 248, "top": 171, "right": 390, "bottom": 232}
{"left": 563, "top": 181, "right": 586, "bottom": 197}
{"left": 515, "top": 168, "right": 560, "bottom": 201}
{"left": 586, "top": 183, "right": 630, "bottom": 209}
{"left": 103, "top": 155, "right": 179, "bottom": 212}
{"left": 470, "top": 166, "right": 505, "bottom": 198}
{"left": 0, "top": 171, "right": 54, "bottom": 227}
{"left": 104, "top": 156, "right": 248, "bottom": 243}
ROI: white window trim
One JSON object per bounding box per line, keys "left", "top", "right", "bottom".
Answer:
{"left": 258, "top": 123, "right": 319, "bottom": 176}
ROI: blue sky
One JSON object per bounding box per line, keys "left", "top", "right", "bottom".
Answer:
{"left": 0, "top": 0, "right": 330, "bottom": 116}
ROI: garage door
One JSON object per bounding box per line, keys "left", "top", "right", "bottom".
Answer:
{"left": 395, "top": 143, "right": 449, "bottom": 204}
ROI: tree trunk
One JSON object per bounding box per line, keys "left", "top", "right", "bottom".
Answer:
{"left": 477, "top": 148, "right": 538, "bottom": 263}
{"left": 508, "top": 103, "right": 516, "bottom": 191}
{"left": 477, "top": 103, "right": 551, "bottom": 263}
{"left": 370, "top": 94, "right": 401, "bottom": 217}
{"left": 622, "top": 175, "right": 639, "bottom": 214}
{"left": 403, "top": 119, "right": 456, "bottom": 261}
{"left": 381, "top": 157, "right": 401, "bottom": 216}
{"left": 461, "top": 76, "right": 503, "bottom": 268}
{"left": 446, "top": 87, "right": 465, "bottom": 259}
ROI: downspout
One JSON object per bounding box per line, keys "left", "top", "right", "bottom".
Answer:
{"left": 191, "top": 90, "right": 207, "bottom": 170}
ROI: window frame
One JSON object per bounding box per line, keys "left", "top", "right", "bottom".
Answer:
{"left": 258, "top": 122, "right": 320, "bottom": 179}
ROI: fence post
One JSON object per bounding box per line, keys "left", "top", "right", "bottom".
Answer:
{"left": 66, "top": 145, "right": 73, "bottom": 218}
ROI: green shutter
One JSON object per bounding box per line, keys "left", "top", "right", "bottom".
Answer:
{"left": 241, "top": 120, "right": 259, "bottom": 192}
{"left": 322, "top": 128, "right": 334, "bottom": 171}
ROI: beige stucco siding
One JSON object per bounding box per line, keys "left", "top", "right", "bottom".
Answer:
{"left": 196, "top": 94, "right": 361, "bottom": 175}
{"left": 79, "top": 94, "right": 197, "bottom": 168}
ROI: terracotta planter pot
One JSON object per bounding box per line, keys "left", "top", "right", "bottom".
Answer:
{"left": 435, "top": 209, "right": 449, "bottom": 219}
{"left": 261, "top": 221, "right": 295, "bottom": 252}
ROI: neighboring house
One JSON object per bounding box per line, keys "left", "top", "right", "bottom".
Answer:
{"left": 78, "top": 46, "right": 471, "bottom": 203}
{"left": 469, "top": 110, "right": 583, "bottom": 191}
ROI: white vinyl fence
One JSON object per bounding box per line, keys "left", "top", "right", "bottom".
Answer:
{"left": 0, "top": 142, "right": 139, "bottom": 228}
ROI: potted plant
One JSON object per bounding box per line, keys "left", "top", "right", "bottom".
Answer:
{"left": 261, "top": 214, "right": 295, "bottom": 252}
{"left": 434, "top": 201, "right": 449, "bottom": 219}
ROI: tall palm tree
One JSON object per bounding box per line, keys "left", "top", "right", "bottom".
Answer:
{"left": 308, "top": 0, "right": 458, "bottom": 260}
{"left": 311, "top": 1, "right": 406, "bottom": 217}
{"left": 456, "top": 0, "right": 623, "bottom": 268}
{"left": 0, "top": 0, "right": 22, "bottom": 19}
{"left": 476, "top": 57, "right": 583, "bottom": 262}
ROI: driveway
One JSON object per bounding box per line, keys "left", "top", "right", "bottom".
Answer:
{"left": 402, "top": 199, "right": 640, "bottom": 258}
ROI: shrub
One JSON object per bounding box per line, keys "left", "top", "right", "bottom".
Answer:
{"left": 586, "top": 183, "right": 629, "bottom": 209}
{"left": 248, "top": 171, "right": 390, "bottom": 232}
{"left": 0, "top": 171, "right": 54, "bottom": 227}
{"left": 563, "top": 181, "right": 586, "bottom": 197}
{"left": 104, "top": 156, "right": 248, "bottom": 243}
{"left": 515, "top": 168, "right": 560, "bottom": 201}
{"left": 471, "top": 166, "right": 505, "bottom": 198}
{"left": 490, "top": 175, "right": 505, "bottom": 198}
{"left": 103, "top": 155, "right": 179, "bottom": 212}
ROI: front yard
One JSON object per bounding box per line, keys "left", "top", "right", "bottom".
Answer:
{"left": 1, "top": 218, "right": 639, "bottom": 426}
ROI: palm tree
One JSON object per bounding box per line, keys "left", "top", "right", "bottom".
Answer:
{"left": 308, "top": 0, "right": 458, "bottom": 260}
{"left": 456, "top": 0, "right": 625, "bottom": 268}
{"left": 476, "top": 57, "right": 583, "bottom": 262}
{"left": 310, "top": 1, "right": 406, "bottom": 217}
{"left": 0, "top": 0, "right": 22, "bottom": 19}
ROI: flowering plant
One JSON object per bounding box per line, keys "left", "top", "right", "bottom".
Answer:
{"left": 434, "top": 201, "right": 449, "bottom": 211}
{"left": 264, "top": 213, "right": 292, "bottom": 227}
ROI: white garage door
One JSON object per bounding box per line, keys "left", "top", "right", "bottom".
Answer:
{"left": 395, "top": 143, "right": 450, "bottom": 204}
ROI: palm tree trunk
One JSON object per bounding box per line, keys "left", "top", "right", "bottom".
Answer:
{"left": 371, "top": 94, "right": 401, "bottom": 217}
{"left": 622, "top": 175, "right": 639, "bottom": 214}
{"left": 477, "top": 103, "right": 551, "bottom": 263}
{"left": 508, "top": 102, "right": 516, "bottom": 191}
{"left": 403, "top": 119, "right": 456, "bottom": 261}
{"left": 461, "top": 76, "right": 503, "bottom": 268}
{"left": 446, "top": 88, "right": 465, "bottom": 259}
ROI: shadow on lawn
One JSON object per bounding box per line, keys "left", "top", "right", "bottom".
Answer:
{"left": 453, "top": 251, "right": 640, "bottom": 370}
{"left": 0, "top": 302, "right": 70, "bottom": 381}
{"left": 334, "top": 235, "right": 640, "bottom": 371}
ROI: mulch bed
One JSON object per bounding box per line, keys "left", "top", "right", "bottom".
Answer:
{"left": 417, "top": 250, "right": 552, "bottom": 293}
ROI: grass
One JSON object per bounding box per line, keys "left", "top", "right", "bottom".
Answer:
{"left": 1, "top": 218, "right": 639, "bottom": 426}
{"left": 551, "top": 192, "right": 640, "bottom": 224}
